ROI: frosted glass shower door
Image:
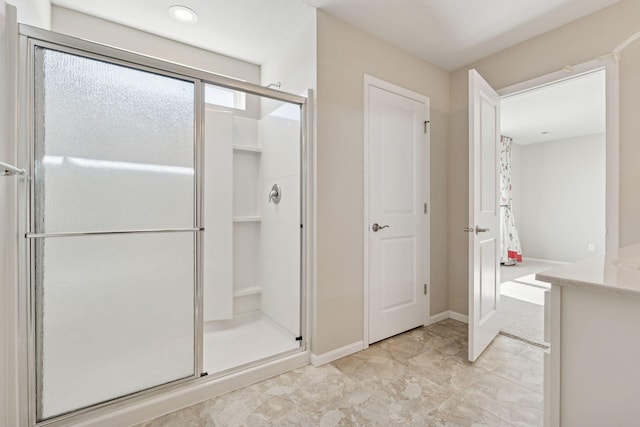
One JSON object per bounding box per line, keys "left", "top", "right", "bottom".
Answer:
{"left": 30, "top": 46, "right": 198, "bottom": 421}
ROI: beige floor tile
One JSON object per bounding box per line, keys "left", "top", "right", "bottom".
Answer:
{"left": 137, "top": 319, "right": 544, "bottom": 427}
{"left": 371, "top": 328, "right": 445, "bottom": 362}
{"left": 202, "top": 380, "right": 312, "bottom": 427}
{"left": 490, "top": 334, "right": 533, "bottom": 354}
{"left": 332, "top": 344, "right": 400, "bottom": 380}
{"left": 424, "top": 395, "right": 514, "bottom": 427}
{"left": 358, "top": 364, "right": 453, "bottom": 414}
{"left": 466, "top": 338, "right": 523, "bottom": 372}
{"left": 457, "top": 373, "right": 543, "bottom": 426}
{"left": 407, "top": 350, "right": 491, "bottom": 393}
{"left": 517, "top": 345, "right": 546, "bottom": 364}
{"left": 492, "top": 354, "right": 544, "bottom": 395}
{"left": 136, "top": 402, "right": 213, "bottom": 427}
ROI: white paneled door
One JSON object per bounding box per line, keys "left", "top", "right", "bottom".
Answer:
{"left": 366, "top": 77, "right": 429, "bottom": 345}
{"left": 468, "top": 69, "right": 502, "bottom": 362}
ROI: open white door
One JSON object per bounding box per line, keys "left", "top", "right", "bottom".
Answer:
{"left": 366, "top": 76, "right": 429, "bottom": 345}
{"left": 468, "top": 69, "right": 501, "bottom": 362}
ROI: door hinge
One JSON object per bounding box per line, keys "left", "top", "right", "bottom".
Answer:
{"left": 424, "top": 203, "right": 428, "bottom": 214}
{"left": 295, "top": 336, "right": 303, "bottom": 341}
{"left": 424, "top": 284, "right": 428, "bottom": 295}
{"left": 424, "top": 120, "right": 430, "bottom": 134}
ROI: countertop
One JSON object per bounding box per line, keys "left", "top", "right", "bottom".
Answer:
{"left": 536, "top": 243, "right": 640, "bottom": 299}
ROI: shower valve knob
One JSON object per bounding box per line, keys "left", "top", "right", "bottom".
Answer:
{"left": 269, "top": 184, "right": 282, "bottom": 204}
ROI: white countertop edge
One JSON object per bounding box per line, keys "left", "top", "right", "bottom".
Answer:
{"left": 534, "top": 243, "right": 640, "bottom": 299}
{"left": 536, "top": 272, "right": 640, "bottom": 299}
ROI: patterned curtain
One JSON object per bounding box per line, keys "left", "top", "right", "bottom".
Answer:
{"left": 500, "top": 135, "right": 522, "bottom": 264}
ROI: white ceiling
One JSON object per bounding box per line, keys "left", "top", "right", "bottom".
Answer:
{"left": 51, "top": 0, "right": 317, "bottom": 65}
{"left": 501, "top": 70, "right": 606, "bottom": 145}
{"left": 50, "top": 0, "right": 622, "bottom": 70}
{"left": 306, "top": 0, "right": 622, "bottom": 70}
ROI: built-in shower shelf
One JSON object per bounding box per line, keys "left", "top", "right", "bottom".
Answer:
{"left": 233, "top": 145, "right": 262, "bottom": 153}
{"left": 233, "top": 286, "right": 262, "bottom": 297}
{"left": 233, "top": 216, "right": 262, "bottom": 222}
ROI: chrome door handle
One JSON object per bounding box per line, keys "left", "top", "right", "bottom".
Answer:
{"left": 372, "top": 223, "right": 389, "bottom": 232}
{"left": 464, "top": 226, "right": 490, "bottom": 234}
{"left": 1, "top": 160, "right": 25, "bottom": 176}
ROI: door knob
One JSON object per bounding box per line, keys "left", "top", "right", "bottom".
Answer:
{"left": 372, "top": 223, "right": 389, "bottom": 232}
{"left": 464, "top": 226, "right": 490, "bottom": 234}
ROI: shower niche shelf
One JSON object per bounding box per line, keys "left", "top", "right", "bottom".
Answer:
{"left": 233, "top": 286, "right": 262, "bottom": 298}
{"left": 233, "top": 216, "right": 262, "bottom": 222}
{"left": 233, "top": 145, "right": 262, "bottom": 153}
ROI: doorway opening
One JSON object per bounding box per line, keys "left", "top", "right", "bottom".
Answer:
{"left": 497, "top": 69, "right": 607, "bottom": 345}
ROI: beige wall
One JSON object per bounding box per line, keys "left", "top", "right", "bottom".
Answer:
{"left": 448, "top": 0, "right": 640, "bottom": 314}
{"left": 315, "top": 10, "right": 450, "bottom": 354}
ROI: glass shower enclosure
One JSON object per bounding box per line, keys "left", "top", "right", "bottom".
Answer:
{"left": 18, "top": 26, "right": 307, "bottom": 426}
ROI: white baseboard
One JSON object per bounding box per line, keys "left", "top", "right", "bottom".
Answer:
{"left": 428, "top": 310, "right": 469, "bottom": 325}
{"left": 427, "top": 311, "right": 449, "bottom": 325}
{"left": 448, "top": 311, "right": 469, "bottom": 323}
{"left": 311, "top": 341, "right": 364, "bottom": 367}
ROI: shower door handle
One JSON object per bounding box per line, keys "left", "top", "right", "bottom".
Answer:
{"left": 1, "top": 160, "right": 25, "bottom": 176}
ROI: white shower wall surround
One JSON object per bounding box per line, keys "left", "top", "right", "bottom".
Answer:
{"left": 203, "top": 103, "right": 301, "bottom": 360}
{"left": 260, "top": 112, "right": 301, "bottom": 337}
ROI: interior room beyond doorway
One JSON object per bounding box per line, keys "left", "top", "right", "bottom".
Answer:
{"left": 498, "top": 69, "right": 607, "bottom": 346}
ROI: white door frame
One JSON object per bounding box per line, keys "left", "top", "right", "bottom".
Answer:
{"left": 497, "top": 58, "right": 619, "bottom": 251}
{"left": 363, "top": 74, "right": 430, "bottom": 350}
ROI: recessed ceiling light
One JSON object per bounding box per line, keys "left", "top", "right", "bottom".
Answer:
{"left": 169, "top": 5, "right": 198, "bottom": 23}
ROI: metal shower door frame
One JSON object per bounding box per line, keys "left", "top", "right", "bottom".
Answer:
{"left": 16, "top": 24, "right": 309, "bottom": 427}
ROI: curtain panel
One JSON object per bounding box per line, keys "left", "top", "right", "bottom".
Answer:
{"left": 500, "top": 135, "right": 523, "bottom": 264}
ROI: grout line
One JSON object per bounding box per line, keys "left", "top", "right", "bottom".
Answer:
{"left": 499, "top": 331, "right": 549, "bottom": 349}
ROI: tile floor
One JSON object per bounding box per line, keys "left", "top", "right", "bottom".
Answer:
{"left": 136, "top": 319, "right": 544, "bottom": 426}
